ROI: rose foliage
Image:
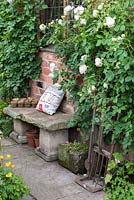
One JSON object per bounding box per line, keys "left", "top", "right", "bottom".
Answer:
{"left": 41, "top": 0, "right": 134, "bottom": 149}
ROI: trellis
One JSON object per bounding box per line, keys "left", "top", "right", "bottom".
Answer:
{"left": 37, "top": 0, "right": 83, "bottom": 39}
{"left": 42, "top": 0, "right": 84, "bottom": 23}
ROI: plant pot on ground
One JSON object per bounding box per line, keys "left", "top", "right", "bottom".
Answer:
{"left": 58, "top": 142, "right": 88, "bottom": 174}
{"left": 34, "top": 135, "right": 39, "bottom": 148}
{"left": 26, "top": 128, "right": 39, "bottom": 148}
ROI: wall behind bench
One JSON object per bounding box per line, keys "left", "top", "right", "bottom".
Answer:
{"left": 30, "top": 46, "right": 74, "bottom": 114}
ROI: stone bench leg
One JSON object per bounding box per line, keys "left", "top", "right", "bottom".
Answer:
{"left": 10, "top": 119, "right": 35, "bottom": 144}
{"left": 38, "top": 128, "right": 68, "bottom": 162}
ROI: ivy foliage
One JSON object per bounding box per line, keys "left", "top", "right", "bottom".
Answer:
{"left": 0, "top": 0, "right": 47, "bottom": 99}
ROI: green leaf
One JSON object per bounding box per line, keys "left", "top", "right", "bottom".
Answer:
{"left": 105, "top": 174, "right": 112, "bottom": 184}
{"left": 120, "top": 25, "right": 125, "bottom": 31}
{"left": 113, "top": 152, "right": 124, "bottom": 162}
{"left": 125, "top": 76, "right": 132, "bottom": 82}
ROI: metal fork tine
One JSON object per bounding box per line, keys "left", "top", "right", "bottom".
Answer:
{"left": 89, "top": 151, "right": 96, "bottom": 178}
{"left": 104, "top": 157, "right": 109, "bottom": 177}
{"left": 98, "top": 154, "right": 104, "bottom": 177}
{"left": 93, "top": 152, "right": 100, "bottom": 177}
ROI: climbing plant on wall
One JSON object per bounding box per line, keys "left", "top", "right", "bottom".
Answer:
{"left": 0, "top": 0, "right": 47, "bottom": 99}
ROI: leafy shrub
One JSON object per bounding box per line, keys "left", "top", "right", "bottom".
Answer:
{"left": 104, "top": 153, "right": 134, "bottom": 200}
{"left": 0, "top": 0, "right": 47, "bottom": 99}
{"left": 41, "top": 0, "right": 134, "bottom": 149}
{"left": 64, "top": 141, "right": 88, "bottom": 153}
{"left": 0, "top": 101, "right": 13, "bottom": 137}
{"left": 0, "top": 151, "right": 30, "bottom": 200}
{"left": 0, "top": 118, "right": 13, "bottom": 137}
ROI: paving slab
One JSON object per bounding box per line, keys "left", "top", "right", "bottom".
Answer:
{"left": 1, "top": 138, "right": 105, "bottom": 200}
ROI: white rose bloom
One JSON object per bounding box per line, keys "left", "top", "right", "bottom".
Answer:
{"left": 117, "top": 36, "right": 122, "bottom": 41}
{"left": 91, "top": 85, "right": 96, "bottom": 91}
{"left": 39, "top": 24, "right": 47, "bottom": 31}
{"left": 64, "top": 5, "right": 73, "bottom": 16}
{"left": 78, "top": 6, "right": 85, "bottom": 15}
{"left": 95, "top": 58, "right": 102, "bottom": 67}
{"left": 80, "top": 19, "right": 87, "bottom": 25}
{"left": 54, "top": 83, "right": 61, "bottom": 88}
{"left": 58, "top": 19, "right": 63, "bottom": 25}
{"left": 121, "top": 34, "right": 125, "bottom": 38}
{"left": 61, "top": 15, "right": 65, "bottom": 20}
{"left": 88, "top": 88, "right": 92, "bottom": 94}
{"left": 79, "top": 64, "right": 87, "bottom": 74}
{"left": 106, "top": 17, "right": 115, "bottom": 28}
{"left": 74, "top": 7, "right": 78, "bottom": 14}
{"left": 74, "top": 15, "right": 80, "bottom": 21}
{"left": 50, "top": 63, "right": 56, "bottom": 72}
{"left": 74, "top": 6, "right": 84, "bottom": 16}
{"left": 115, "top": 159, "right": 120, "bottom": 164}
{"left": 80, "top": 55, "right": 87, "bottom": 61}
{"left": 93, "top": 10, "right": 99, "bottom": 18}
{"left": 50, "top": 20, "right": 54, "bottom": 25}
{"left": 7, "top": 0, "right": 13, "bottom": 3}
{"left": 112, "top": 38, "right": 117, "bottom": 42}
{"left": 98, "top": 4, "right": 103, "bottom": 10}
{"left": 103, "top": 83, "right": 108, "bottom": 89}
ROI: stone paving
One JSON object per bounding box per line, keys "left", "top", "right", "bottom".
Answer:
{"left": 1, "top": 138, "right": 105, "bottom": 200}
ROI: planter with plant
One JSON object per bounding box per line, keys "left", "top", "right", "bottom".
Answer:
{"left": 58, "top": 142, "right": 88, "bottom": 174}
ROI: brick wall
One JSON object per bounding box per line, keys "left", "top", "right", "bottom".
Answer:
{"left": 30, "top": 46, "right": 74, "bottom": 114}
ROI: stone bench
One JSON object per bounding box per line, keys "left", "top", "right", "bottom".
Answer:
{"left": 3, "top": 106, "right": 73, "bottom": 161}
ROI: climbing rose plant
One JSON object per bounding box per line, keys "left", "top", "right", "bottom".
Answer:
{"left": 41, "top": 0, "right": 134, "bottom": 149}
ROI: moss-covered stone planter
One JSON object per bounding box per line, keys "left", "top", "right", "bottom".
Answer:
{"left": 58, "top": 142, "right": 88, "bottom": 174}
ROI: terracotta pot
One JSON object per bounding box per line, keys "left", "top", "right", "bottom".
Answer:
{"left": 34, "top": 136, "right": 39, "bottom": 148}
{"left": 26, "top": 129, "right": 39, "bottom": 147}
{"left": 10, "top": 98, "right": 19, "bottom": 107}
{"left": 24, "top": 99, "right": 31, "bottom": 107}
{"left": 17, "top": 98, "right": 26, "bottom": 107}
{"left": 26, "top": 133, "right": 35, "bottom": 147}
{"left": 26, "top": 128, "right": 38, "bottom": 134}
{"left": 31, "top": 98, "right": 39, "bottom": 108}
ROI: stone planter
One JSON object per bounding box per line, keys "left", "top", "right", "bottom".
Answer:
{"left": 58, "top": 143, "right": 88, "bottom": 174}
